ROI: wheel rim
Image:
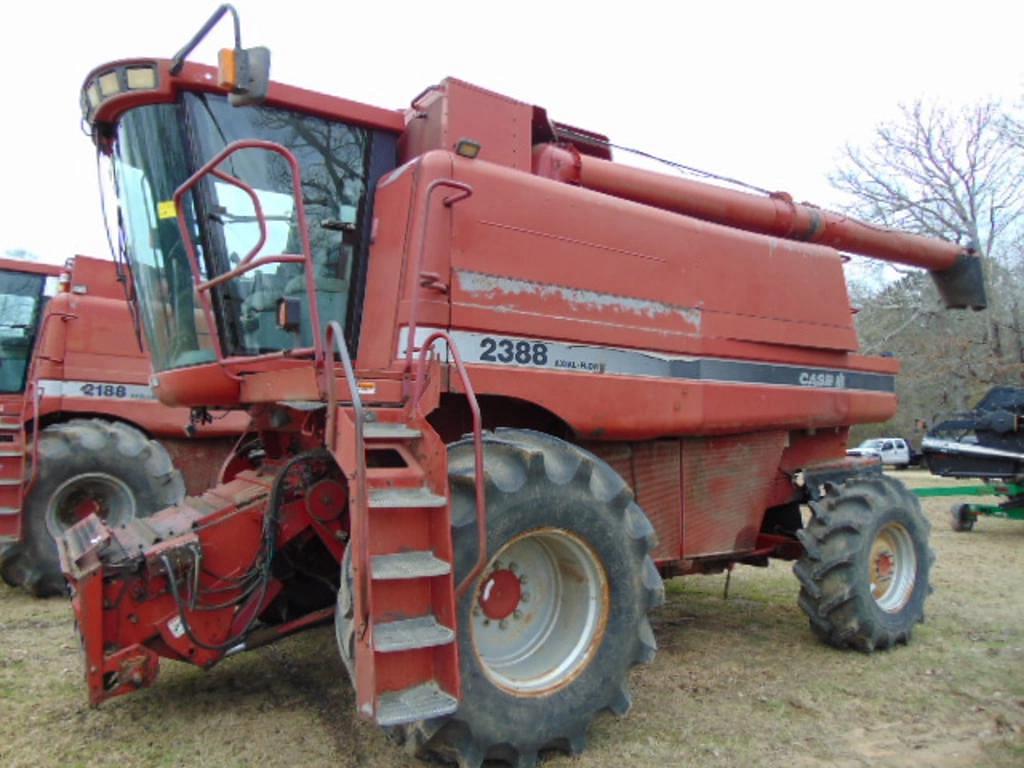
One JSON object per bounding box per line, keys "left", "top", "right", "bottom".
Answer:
{"left": 471, "top": 527, "right": 609, "bottom": 695}
{"left": 45, "top": 473, "right": 136, "bottom": 539}
{"left": 869, "top": 522, "right": 917, "bottom": 612}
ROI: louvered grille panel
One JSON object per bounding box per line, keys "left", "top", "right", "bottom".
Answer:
{"left": 585, "top": 441, "right": 682, "bottom": 561}
{"left": 633, "top": 441, "right": 682, "bottom": 560}
{"left": 682, "top": 431, "right": 787, "bottom": 557}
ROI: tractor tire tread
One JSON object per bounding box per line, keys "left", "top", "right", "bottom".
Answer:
{"left": 793, "top": 474, "right": 933, "bottom": 653}
{"left": 345, "top": 429, "right": 663, "bottom": 768}
{"left": 2, "top": 419, "right": 184, "bottom": 597}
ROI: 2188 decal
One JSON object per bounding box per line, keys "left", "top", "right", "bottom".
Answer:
{"left": 79, "top": 383, "right": 129, "bottom": 398}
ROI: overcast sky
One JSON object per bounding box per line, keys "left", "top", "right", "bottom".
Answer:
{"left": 1, "top": 0, "right": 1021, "bottom": 265}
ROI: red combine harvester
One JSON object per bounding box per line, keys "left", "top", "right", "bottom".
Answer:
{"left": 0, "top": 255, "right": 247, "bottom": 596}
{"left": 61, "top": 7, "right": 986, "bottom": 766}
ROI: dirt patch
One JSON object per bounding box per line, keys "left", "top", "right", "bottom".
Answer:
{"left": 2, "top": 470, "right": 1023, "bottom": 766}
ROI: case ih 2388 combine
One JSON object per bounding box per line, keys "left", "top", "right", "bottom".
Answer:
{"left": 0, "top": 255, "right": 245, "bottom": 597}
{"left": 61, "top": 7, "right": 986, "bottom": 766}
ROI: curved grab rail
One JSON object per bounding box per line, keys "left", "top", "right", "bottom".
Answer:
{"left": 404, "top": 179, "right": 473, "bottom": 372}
{"left": 412, "top": 330, "right": 487, "bottom": 601}
{"left": 321, "top": 320, "right": 369, "bottom": 629}
{"left": 23, "top": 380, "right": 42, "bottom": 495}
{"left": 172, "top": 139, "right": 323, "bottom": 366}
{"left": 22, "top": 309, "right": 75, "bottom": 492}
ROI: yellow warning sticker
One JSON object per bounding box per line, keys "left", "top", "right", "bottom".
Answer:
{"left": 157, "top": 200, "right": 177, "bottom": 220}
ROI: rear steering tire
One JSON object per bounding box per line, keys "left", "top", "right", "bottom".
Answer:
{"left": 794, "top": 474, "right": 934, "bottom": 652}
{"left": 0, "top": 419, "right": 184, "bottom": 597}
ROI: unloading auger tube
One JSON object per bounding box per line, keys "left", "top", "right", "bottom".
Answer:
{"left": 532, "top": 144, "right": 986, "bottom": 310}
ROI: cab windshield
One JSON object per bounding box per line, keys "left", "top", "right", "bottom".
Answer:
{"left": 0, "top": 269, "right": 48, "bottom": 393}
{"left": 112, "top": 93, "right": 379, "bottom": 371}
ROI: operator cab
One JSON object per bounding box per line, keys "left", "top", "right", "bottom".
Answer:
{"left": 83, "top": 57, "right": 401, "bottom": 386}
{"left": 0, "top": 262, "right": 60, "bottom": 394}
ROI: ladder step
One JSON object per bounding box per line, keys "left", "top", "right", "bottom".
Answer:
{"left": 374, "top": 616, "right": 454, "bottom": 653}
{"left": 0, "top": 450, "right": 23, "bottom": 457}
{"left": 376, "top": 682, "right": 458, "bottom": 727}
{"left": 372, "top": 551, "right": 451, "bottom": 580}
{"left": 0, "top": 506, "right": 18, "bottom": 516}
{"left": 0, "top": 423, "right": 21, "bottom": 431}
{"left": 364, "top": 422, "right": 422, "bottom": 441}
{"left": 369, "top": 487, "right": 447, "bottom": 509}
{"left": 0, "top": 479, "right": 22, "bottom": 487}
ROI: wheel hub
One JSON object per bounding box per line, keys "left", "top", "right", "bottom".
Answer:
{"left": 45, "top": 473, "right": 136, "bottom": 540}
{"left": 869, "top": 522, "right": 917, "bottom": 613}
{"left": 72, "top": 498, "right": 103, "bottom": 523}
{"left": 875, "top": 551, "right": 895, "bottom": 581}
{"left": 471, "top": 527, "right": 609, "bottom": 695}
{"left": 479, "top": 568, "right": 523, "bottom": 621}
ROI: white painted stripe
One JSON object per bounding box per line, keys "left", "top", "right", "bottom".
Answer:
{"left": 397, "top": 326, "right": 895, "bottom": 393}
{"left": 37, "top": 379, "right": 155, "bottom": 402}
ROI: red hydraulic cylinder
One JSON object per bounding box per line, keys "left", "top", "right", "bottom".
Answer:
{"left": 532, "top": 145, "right": 969, "bottom": 272}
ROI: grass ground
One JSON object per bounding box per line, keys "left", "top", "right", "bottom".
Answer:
{"left": 2, "top": 470, "right": 1023, "bottom": 767}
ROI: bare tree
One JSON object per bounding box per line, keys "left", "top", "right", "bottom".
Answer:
{"left": 835, "top": 99, "right": 1024, "bottom": 444}
{"left": 831, "top": 100, "right": 1024, "bottom": 263}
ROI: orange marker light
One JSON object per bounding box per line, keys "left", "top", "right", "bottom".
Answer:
{"left": 217, "top": 48, "right": 238, "bottom": 90}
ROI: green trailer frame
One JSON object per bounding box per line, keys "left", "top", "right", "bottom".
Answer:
{"left": 913, "top": 482, "right": 1024, "bottom": 531}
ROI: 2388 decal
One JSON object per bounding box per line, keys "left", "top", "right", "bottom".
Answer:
{"left": 479, "top": 337, "right": 549, "bottom": 366}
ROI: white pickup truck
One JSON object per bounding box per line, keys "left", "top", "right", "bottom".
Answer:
{"left": 846, "top": 437, "right": 916, "bottom": 467}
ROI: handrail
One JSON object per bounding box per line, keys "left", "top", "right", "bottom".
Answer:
{"left": 412, "top": 330, "right": 487, "bottom": 601}
{"left": 404, "top": 179, "right": 473, "bottom": 373}
{"left": 173, "top": 139, "right": 323, "bottom": 366}
{"left": 321, "top": 320, "right": 369, "bottom": 631}
{"left": 22, "top": 309, "right": 74, "bottom": 492}
{"left": 24, "top": 380, "right": 42, "bottom": 494}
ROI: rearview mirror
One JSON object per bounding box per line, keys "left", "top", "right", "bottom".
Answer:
{"left": 222, "top": 46, "right": 271, "bottom": 106}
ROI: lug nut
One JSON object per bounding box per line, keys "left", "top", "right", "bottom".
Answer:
{"left": 499, "top": 620, "right": 508, "bottom": 630}
{"left": 483, "top": 619, "right": 490, "bottom": 626}
{"left": 513, "top": 610, "right": 522, "bottom": 620}
{"left": 472, "top": 606, "right": 481, "bottom": 617}
{"left": 521, "top": 591, "right": 530, "bottom": 603}
{"left": 520, "top": 575, "right": 528, "bottom": 585}
{"left": 508, "top": 562, "right": 518, "bottom": 572}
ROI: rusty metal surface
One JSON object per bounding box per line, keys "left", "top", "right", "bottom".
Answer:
{"left": 160, "top": 437, "right": 238, "bottom": 496}
{"left": 682, "top": 431, "right": 788, "bottom": 558}
{"left": 585, "top": 440, "right": 682, "bottom": 561}
{"left": 633, "top": 441, "right": 683, "bottom": 561}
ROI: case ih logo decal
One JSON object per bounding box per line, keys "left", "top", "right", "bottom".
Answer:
{"left": 798, "top": 371, "right": 846, "bottom": 389}
{"left": 400, "top": 328, "right": 893, "bottom": 393}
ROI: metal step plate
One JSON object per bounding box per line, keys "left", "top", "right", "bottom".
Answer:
{"left": 368, "top": 487, "right": 447, "bottom": 509}
{"left": 372, "top": 551, "right": 451, "bottom": 580}
{"left": 364, "top": 422, "right": 422, "bottom": 441}
{"left": 374, "top": 616, "right": 455, "bottom": 653}
{"left": 376, "top": 682, "right": 458, "bottom": 727}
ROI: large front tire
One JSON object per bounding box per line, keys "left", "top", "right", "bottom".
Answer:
{"left": 794, "top": 474, "right": 934, "bottom": 652}
{"left": 397, "top": 429, "right": 663, "bottom": 767}
{"left": 0, "top": 419, "right": 185, "bottom": 597}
